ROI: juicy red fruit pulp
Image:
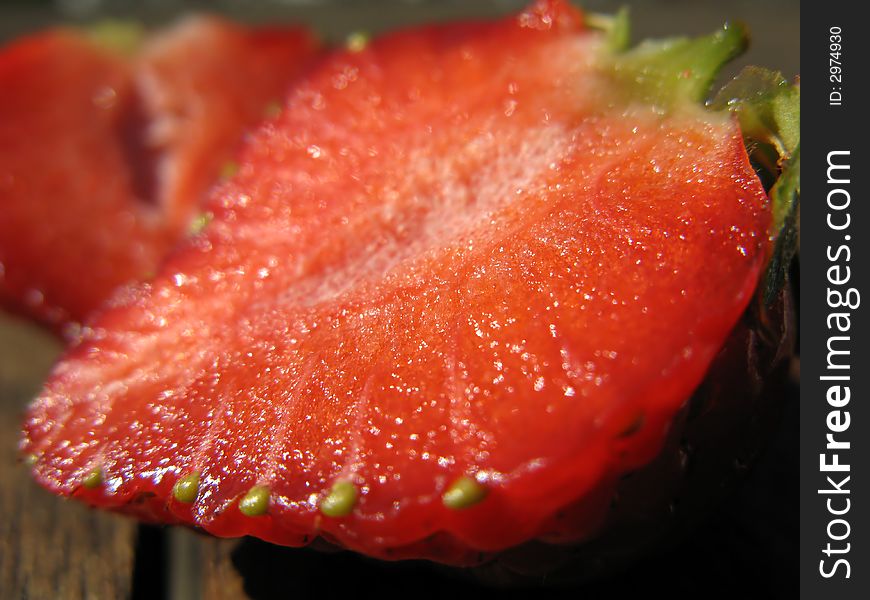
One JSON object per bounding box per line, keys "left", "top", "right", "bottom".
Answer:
{"left": 23, "top": 0, "right": 771, "bottom": 564}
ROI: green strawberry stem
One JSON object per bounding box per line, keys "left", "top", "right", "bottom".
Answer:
{"left": 603, "top": 20, "right": 748, "bottom": 106}
{"left": 85, "top": 20, "right": 145, "bottom": 56}
{"left": 584, "top": 7, "right": 631, "bottom": 51}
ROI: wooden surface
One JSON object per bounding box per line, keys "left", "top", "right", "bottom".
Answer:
{"left": 0, "top": 316, "right": 137, "bottom": 599}
{"left": 0, "top": 314, "right": 250, "bottom": 600}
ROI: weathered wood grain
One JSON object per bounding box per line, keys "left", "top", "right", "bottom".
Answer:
{"left": 0, "top": 315, "right": 138, "bottom": 600}
{"left": 193, "top": 536, "right": 248, "bottom": 600}
{"left": 165, "top": 528, "right": 247, "bottom": 600}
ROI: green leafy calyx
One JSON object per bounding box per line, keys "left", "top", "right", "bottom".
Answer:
{"left": 603, "top": 21, "right": 748, "bottom": 108}
{"left": 711, "top": 68, "right": 800, "bottom": 304}
{"left": 85, "top": 21, "right": 145, "bottom": 56}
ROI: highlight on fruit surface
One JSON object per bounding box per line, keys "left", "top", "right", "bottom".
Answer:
{"left": 17, "top": 0, "right": 798, "bottom": 574}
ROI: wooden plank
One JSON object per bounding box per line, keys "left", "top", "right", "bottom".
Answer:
{"left": 0, "top": 315, "right": 139, "bottom": 600}
{"left": 166, "top": 527, "right": 251, "bottom": 600}
{"left": 182, "top": 533, "right": 247, "bottom": 600}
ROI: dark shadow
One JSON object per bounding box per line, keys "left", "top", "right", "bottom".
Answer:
{"left": 131, "top": 524, "right": 167, "bottom": 600}
{"left": 229, "top": 382, "right": 798, "bottom": 599}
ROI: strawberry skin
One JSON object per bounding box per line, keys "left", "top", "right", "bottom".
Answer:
{"left": 0, "top": 18, "right": 319, "bottom": 333}
{"left": 23, "top": 0, "right": 775, "bottom": 564}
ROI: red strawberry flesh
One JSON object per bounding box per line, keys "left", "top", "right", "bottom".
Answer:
{"left": 0, "top": 17, "right": 319, "bottom": 332}
{"left": 22, "top": 1, "right": 771, "bottom": 563}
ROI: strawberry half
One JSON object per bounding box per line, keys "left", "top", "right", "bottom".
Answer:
{"left": 0, "top": 17, "right": 319, "bottom": 334}
{"left": 21, "top": 0, "right": 799, "bottom": 567}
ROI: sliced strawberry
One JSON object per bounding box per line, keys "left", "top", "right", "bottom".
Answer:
{"left": 22, "top": 0, "right": 794, "bottom": 564}
{"left": 0, "top": 17, "right": 319, "bottom": 333}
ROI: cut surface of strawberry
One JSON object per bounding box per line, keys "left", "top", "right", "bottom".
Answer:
{"left": 22, "top": 0, "right": 794, "bottom": 565}
{"left": 0, "top": 17, "right": 319, "bottom": 333}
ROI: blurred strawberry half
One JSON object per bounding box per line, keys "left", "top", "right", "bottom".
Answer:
{"left": 0, "top": 16, "right": 320, "bottom": 334}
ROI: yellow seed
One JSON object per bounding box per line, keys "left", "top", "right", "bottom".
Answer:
{"left": 442, "top": 475, "right": 487, "bottom": 510}
{"left": 23, "top": 454, "right": 38, "bottom": 467}
{"left": 187, "top": 212, "right": 213, "bottom": 236}
{"left": 345, "top": 31, "right": 369, "bottom": 53}
{"left": 219, "top": 161, "right": 239, "bottom": 180}
{"left": 320, "top": 480, "right": 358, "bottom": 518}
{"left": 172, "top": 472, "right": 201, "bottom": 504}
{"left": 263, "top": 101, "right": 282, "bottom": 119}
{"left": 82, "top": 466, "right": 103, "bottom": 489}
{"left": 239, "top": 485, "right": 270, "bottom": 517}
